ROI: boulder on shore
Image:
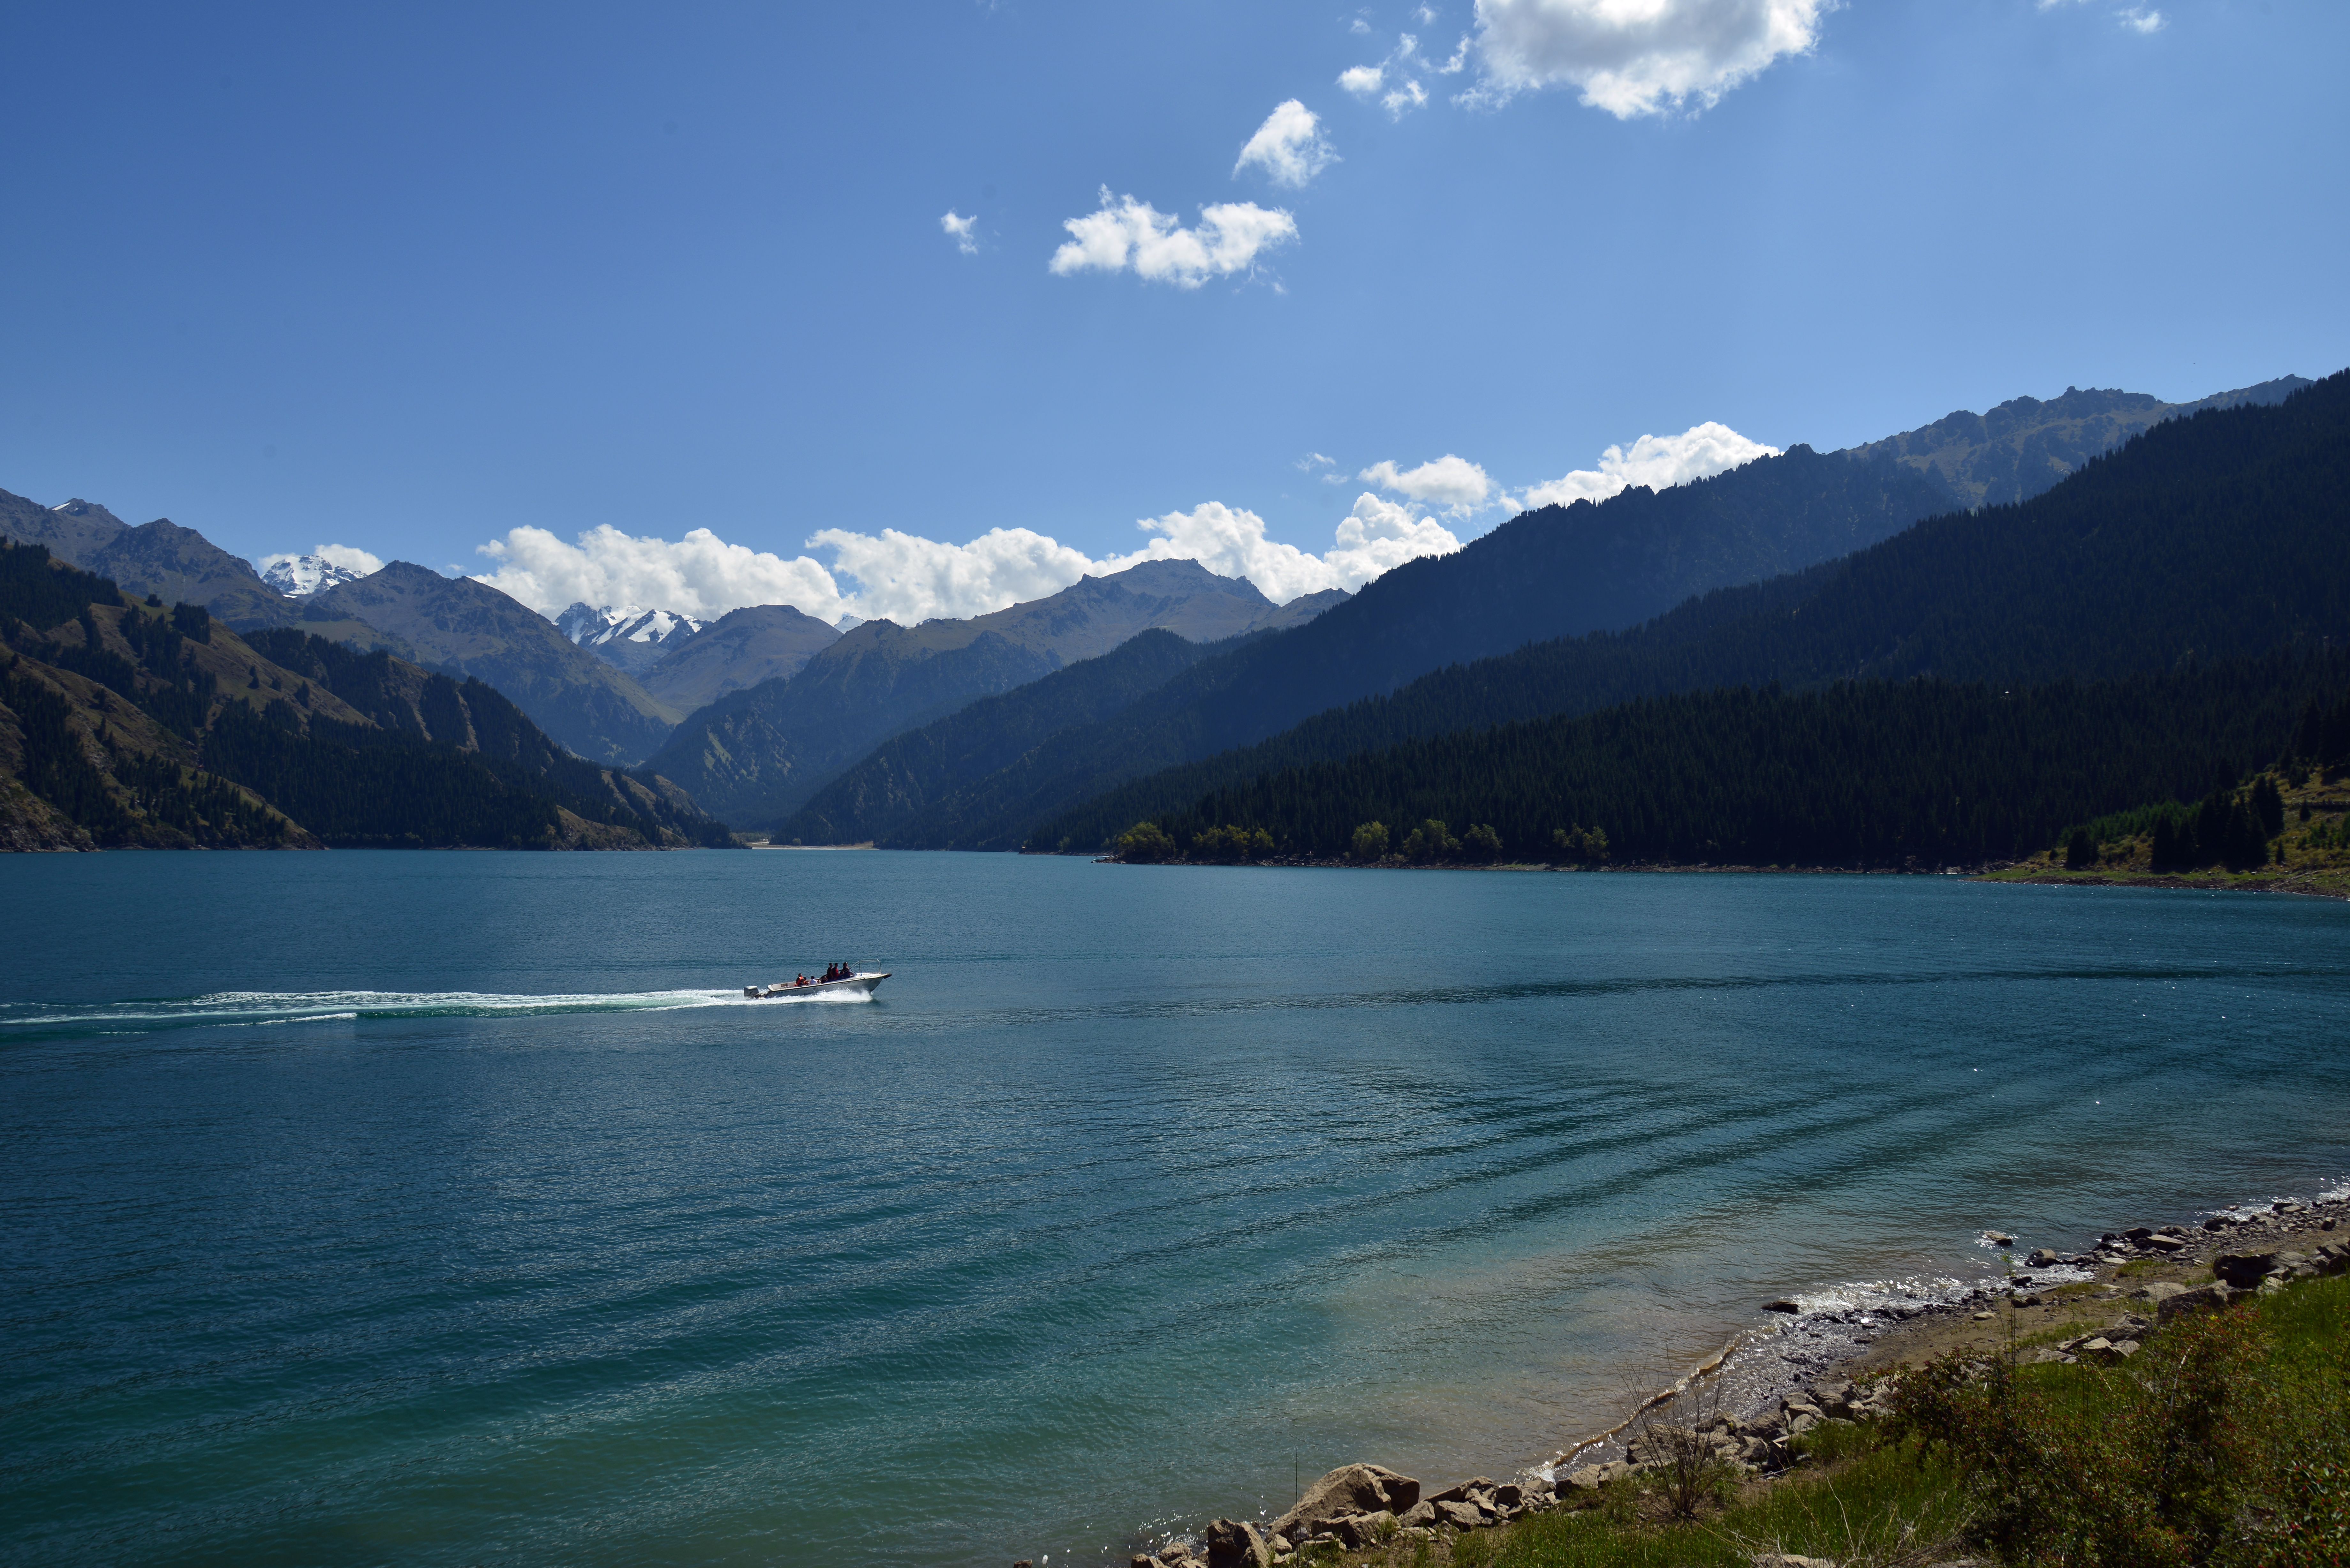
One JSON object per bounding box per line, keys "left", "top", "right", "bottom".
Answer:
{"left": 2213, "top": 1251, "right": 2280, "bottom": 1287}
{"left": 1269, "top": 1464, "right": 1419, "bottom": 1540}
{"left": 1202, "top": 1518, "right": 1271, "bottom": 1568}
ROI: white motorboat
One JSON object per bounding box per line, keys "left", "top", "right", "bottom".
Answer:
{"left": 743, "top": 971, "right": 891, "bottom": 1000}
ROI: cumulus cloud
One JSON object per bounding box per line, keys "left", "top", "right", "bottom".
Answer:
{"left": 2119, "top": 7, "right": 2164, "bottom": 32}
{"left": 806, "top": 526, "right": 1097, "bottom": 623}
{"left": 1383, "top": 78, "right": 1429, "bottom": 116}
{"left": 1048, "top": 188, "right": 1298, "bottom": 288}
{"left": 1103, "top": 496, "right": 1461, "bottom": 600}
{"left": 940, "top": 210, "right": 979, "bottom": 254}
{"left": 1471, "top": 0, "right": 1830, "bottom": 119}
{"left": 1235, "top": 100, "right": 1338, "bottom": 188}
{"left": 474, "top": 525, "right": 849, "bottom": 622}
{"left": 1518, "top": 421, "right": 1778, "bottom": 509}
{"left": 469, "top": 494, "right": 1465, "bottom": 631}
{"left": 1338, "top": 63, "right": 1387, "bottom": 97}
{"left": 1359, "top": 454, "right": 1492, "bottom": 511}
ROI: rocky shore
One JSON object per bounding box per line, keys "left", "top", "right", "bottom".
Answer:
{"left": 1047, "top": 1183, "right": 2348, "bottom": 1568}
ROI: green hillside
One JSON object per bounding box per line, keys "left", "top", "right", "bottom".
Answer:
{"left": 1040, "top": 370, "right": 2350, "bottom": 855}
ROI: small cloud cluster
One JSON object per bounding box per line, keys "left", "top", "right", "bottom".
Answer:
{"left": 940, "top": 211, "right": 979, "bottom": 254}
{"left": 1340, "top": 31, "right": 1452, "bottom": 118}
{"left": 1518, "top": 422, "right": 1778, "bottom": 509}
{"left": 1234, "top": 100, "right": 1338, "bottom": 188}
{"left": 1470, "top": 0, "right": 1830, "bottom": 119}
{"left": 1049, "top": 188, "right": 1298, "bottom": 288}
{"left": 2040, "top": 0, "right": 2165, "bottom": 33}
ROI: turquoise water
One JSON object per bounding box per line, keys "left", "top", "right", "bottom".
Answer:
{"left": 4, "top": 851, "right": 2348, "bottom": 1566}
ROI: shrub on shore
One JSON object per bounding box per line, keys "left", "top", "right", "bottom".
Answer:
{"left": 1885, "top": 1276, "right": 2347, "bottom": 1565}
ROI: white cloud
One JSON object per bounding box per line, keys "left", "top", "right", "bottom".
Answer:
{"left": 806, "top": 526, "right": 1098, "bottom": 623}
{"left": 1235, "top": 100, "right": 1338, "bottom": 188}
{"left": 940, "top": 210, "right": 979, "bottom": 254}
{"left": 1351, "top": 16, "right": 1373, "bottom": 33}
{"left": 2039, "top": 1, "right": 2165, "bottom": 33}
{"left": 468, "top": 495, "right": 1465, "bottom": 632}
{"left": 1471, "top": 0, "right": 1830, "bottom": 119}
{"left": 1048, "top": 188, "right": 1298, "bottom": 288}
{"left": 474, "top": 525, "right": 848, "bottom": 622}
{"left": 1359, "top": 453, "right": 1492, "bottom": 510}
{"left": 1383, "top": 79, "right": 1429, "bottom": 117}
{"left": 1438, "top": 34, "right": 1471, "bottom": 72}
{"left": 1518, "top": 421, "right": 1778, "bottom": 509}
{"left": 1296, "top": 452, "right": 1338, "bottom": 471}
{"left": 1342, "top": 34, "right": 1438, "bottom": 117}
{"left": 1104, "top": 496, "right": 1461, "bottom": 600}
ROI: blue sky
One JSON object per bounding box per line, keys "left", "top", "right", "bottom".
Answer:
{"left": 2, "top": 1, "right": 2344, "bottom": 624}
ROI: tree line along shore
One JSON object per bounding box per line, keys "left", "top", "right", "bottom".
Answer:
{"left": 1099, "top": 657, "right": 2350, "bottom": 896}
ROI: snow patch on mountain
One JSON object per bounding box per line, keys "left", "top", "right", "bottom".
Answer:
{"left": 256, "top": 547, "right": 382, "bottom": 597}
{"left": 556, "top": 602, "right": 708, "bottom": 650}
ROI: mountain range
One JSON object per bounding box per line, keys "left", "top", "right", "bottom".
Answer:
{"left": 1040, "top": 371, "right": 2350, "bottom": 857}
{"left": 0, "top": 541, "right": 730, "bottom": 851}
{"left": 556, "top": 603, "right": 711, "bottom": 674}
{"left": 644, "top": 560, "right": 1348, "bottom": 827}
{"left": 2, "top": 371, "right": 2315, "bottom": 850}
{"left": 767, "top": 376, "right": 2310, "bottom": 850}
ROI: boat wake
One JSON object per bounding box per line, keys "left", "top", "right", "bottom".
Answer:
{"left": 0, "top": 987, "right": 801, "bottom": 1040}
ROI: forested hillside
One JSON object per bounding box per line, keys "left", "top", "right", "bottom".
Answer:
{"left": 648, "top": 559, "right": 1339, "bottom": 828}
{"left": 0, "top": 542, "right": 732, "bottom": 851}
{"left": 1115, "top": 650, "right": 2350, "bottom": 871}
{"left": 779, "top": 629, "right": 1222, "bottom": 846}
{"left": 1040, "top": 370, "right": 2350, "bottom": 853}
{"left": 305, "top": 563, "right": 683, "bottom": 766}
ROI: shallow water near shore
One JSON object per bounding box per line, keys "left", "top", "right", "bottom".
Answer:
{"left": 5, "top": 851, "right": 2349, "bottom": 1566}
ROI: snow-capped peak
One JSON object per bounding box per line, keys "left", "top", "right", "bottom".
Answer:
{"left": 555, "top": 602, "right": 706, "bottom": 652}
{"left": 257, "top": 547, "right": 381, "bottom": 597}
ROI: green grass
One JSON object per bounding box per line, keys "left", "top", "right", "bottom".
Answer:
{"left": 1369, "top": 1275, "right": 2348, "bottom": 1568}
{"left": 1457, "top": 1439, "right": 1970, "bottom": 1566}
